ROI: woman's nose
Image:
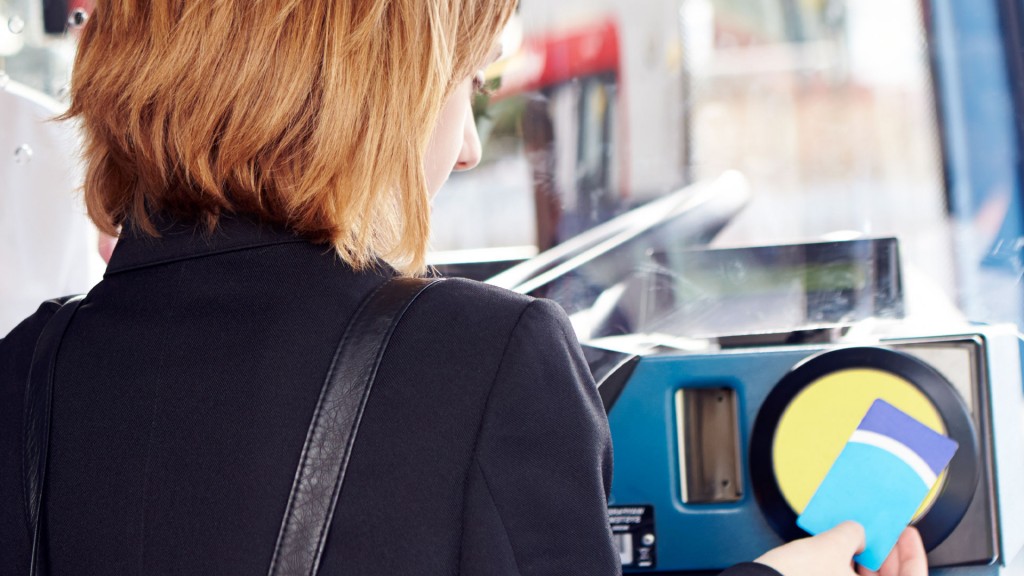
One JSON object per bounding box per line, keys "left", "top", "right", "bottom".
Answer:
{"left": 454, "top": 106, "right": 482, "bottom": 172}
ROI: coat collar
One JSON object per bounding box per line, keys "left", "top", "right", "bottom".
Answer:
{"left": 104, "top": 213, "right": 311, "bottom": 276}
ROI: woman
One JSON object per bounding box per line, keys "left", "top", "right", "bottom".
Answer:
{"left": 0, "top": 1, "right": 926, "bottom": 574}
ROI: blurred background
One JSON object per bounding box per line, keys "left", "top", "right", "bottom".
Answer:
{"left": 431, "top": 0, "right": 1023, "bottom": 339}
{"left": 1, "top": 0, "right": 100, "bottom": 334}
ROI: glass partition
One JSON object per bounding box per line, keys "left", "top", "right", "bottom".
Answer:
{"left": 437, "top": 0, "right": 1022, "bottom": 337}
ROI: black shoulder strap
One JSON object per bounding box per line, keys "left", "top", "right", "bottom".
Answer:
{"left": 267, "top": 277, "right": 442, "bottom": 576}
{"left": 24, "top": 295, "right": 85, "bottom": 576}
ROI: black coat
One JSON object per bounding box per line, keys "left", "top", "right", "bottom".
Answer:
{"left": 1, "top": 215, "right": 777, "bottom": 576}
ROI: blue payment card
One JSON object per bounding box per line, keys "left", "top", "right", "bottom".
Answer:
{"left": 796, "top": 399, "right": 958, "bottom": 570}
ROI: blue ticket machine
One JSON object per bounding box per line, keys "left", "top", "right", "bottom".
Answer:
{"left": 592, "top": 326, "right": 1024, "bottom": 574}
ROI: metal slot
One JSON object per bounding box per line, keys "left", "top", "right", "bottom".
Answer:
{"left": 676, "top": 388, "right": 743, "bottom": 504}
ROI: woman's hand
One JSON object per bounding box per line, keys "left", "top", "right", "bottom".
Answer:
{"left": 755, "top": 521, "right": 865, "bottom": 576}
{"left": 754, "top": 523, "right": 928, "bottom": 576}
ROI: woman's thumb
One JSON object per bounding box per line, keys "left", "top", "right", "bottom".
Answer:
{"left": 818, "top": 521, "right": 867, "bottom": 557}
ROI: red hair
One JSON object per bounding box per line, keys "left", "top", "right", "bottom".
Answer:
{"left": 66, "top": 0, "right": 515, "bottom": 275}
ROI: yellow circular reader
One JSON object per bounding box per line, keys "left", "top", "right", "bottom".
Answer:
{"left": 750, "top": 346, "right": 979, "bottom": 551}
{"left": 772, "top": 368, "right": 947, "bottom": 520}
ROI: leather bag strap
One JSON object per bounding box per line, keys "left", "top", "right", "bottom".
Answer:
{"left": 268, "top": 277, "right": 443, "bottom": 576}
{"left": 24, "top": 295, "right": 85, "bottom": 576}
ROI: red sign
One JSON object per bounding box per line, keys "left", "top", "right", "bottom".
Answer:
{"left": 499, "top": 19, "right": 621, "bottom": 97}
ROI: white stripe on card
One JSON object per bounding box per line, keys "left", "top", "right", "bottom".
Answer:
{"left": 848, "top": 429, "right": 938, "bottom": 487}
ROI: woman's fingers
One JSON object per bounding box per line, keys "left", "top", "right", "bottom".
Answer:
{"left": 757, "top": 524, "right": 927, "bottom": 576}
{"left": 875, "top": 537, "right": 903, "bottom": 576}
{"left": 894, "top": 528, "right": 928, "bottom": 576}
{"left": 855, "top": 527, "right": 928, "bottom": 576}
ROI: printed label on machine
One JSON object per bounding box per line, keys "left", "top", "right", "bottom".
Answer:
{"left": 609, "top": 505, "right": 656, "bottom": 569}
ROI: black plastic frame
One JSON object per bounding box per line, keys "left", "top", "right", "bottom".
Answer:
{"left": 749, "top": 346, "right": 980, "bottom": 551}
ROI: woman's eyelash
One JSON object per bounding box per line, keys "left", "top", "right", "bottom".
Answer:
{"left": 473, "top": 73, "right": 494, "bottom": 97}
